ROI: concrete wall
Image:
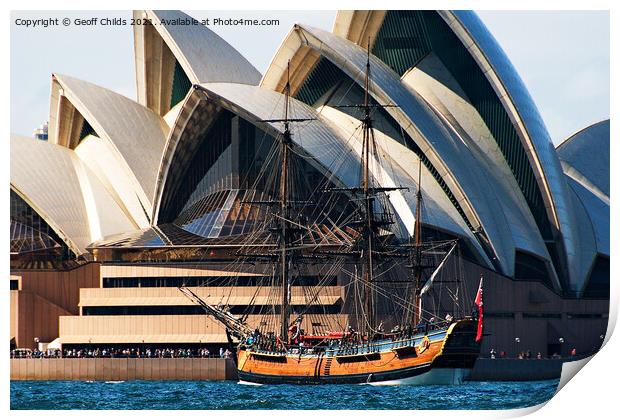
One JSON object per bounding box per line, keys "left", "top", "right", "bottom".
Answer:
{"left": 78, "top": 285, "right": 343, "bottom": 308}
{"left": 468, "top": 358, "right": 563, "bottom": 381}
{"left": 10, "top": 358, "right": 238, "bottom": 381}
{"left": 11, "top": 263, "right": 101, "bottom": 348}
{"left": 100, "top": 264, "right": 260, "bottom": 280}
{"left": 58, "top": 313, "right": 350, "bottom": 345}
{"left": 12, "top": 291, "right": 73, "bottom": 347}
{"left": 15, "top": 262, "right": 101, "bottom": 312}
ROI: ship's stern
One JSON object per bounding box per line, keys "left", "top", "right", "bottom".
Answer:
{"left": 432, "top": 319, "right": 481, "bottom": 370}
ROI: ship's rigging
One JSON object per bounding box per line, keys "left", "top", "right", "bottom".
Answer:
{"left": 178, "top": 48, "right": 468, "bottom": 349}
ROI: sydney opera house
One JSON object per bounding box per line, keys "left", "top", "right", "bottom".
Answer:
{"left": 10, "top": 10, "right": 609, "bottom": 362}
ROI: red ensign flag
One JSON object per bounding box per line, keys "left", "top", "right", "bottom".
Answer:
{"left": 474, "top": 276, "right": 484, "bottom": 342}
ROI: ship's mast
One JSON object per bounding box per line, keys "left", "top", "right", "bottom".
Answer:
{"left": 412, "top": 159, "right": 423, "bottom": 327}
{"left": 361, "top": 45, "right": 377, "bottom": 337}
{"left": 249, "top": 61, "right": 314, "bottom": 343}
{"left": 279, "top": 62, "right": 293, "bottom": 341}
{"left": 347, "top": 44, "right": 408, "bottom": 338}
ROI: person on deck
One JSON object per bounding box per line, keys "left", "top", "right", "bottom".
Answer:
{"left": 428, "top": 317, "right": 436, "bottom": 332}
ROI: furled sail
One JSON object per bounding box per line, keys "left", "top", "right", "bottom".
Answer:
{"left": 419, "top": 240, "right": 458, "bottom": 297}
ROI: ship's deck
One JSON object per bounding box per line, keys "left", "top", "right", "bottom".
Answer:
{"left": 246, "top": 324, "right": 450, "bottom": 359}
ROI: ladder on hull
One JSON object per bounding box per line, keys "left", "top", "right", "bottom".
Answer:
{"left": 323, "top": 357, "right": 333, "bottom": 376}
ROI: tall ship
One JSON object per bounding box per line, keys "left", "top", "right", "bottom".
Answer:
{"left": 180, "top": 51, "right": 483, "bottom": 385}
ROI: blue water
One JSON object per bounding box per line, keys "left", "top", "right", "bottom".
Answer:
{"left": 11, "top": 380, "right": 558, "bottom": 410}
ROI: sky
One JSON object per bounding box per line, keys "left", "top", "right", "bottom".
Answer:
{"left": 10, "top": 10, "right": 609, "bottom": 145}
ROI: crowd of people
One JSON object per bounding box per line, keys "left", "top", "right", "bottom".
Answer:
{"left": 12, "top": 345, "right": 579, "bottom": 360}
{"left": 489, "top": 349, "right": 544, "bottom": 359}
{"left": 488, "top": 348, "right": 577, "bottom": 359}
{"left": 10, "top": 346, "right": 234, "bottom": 359}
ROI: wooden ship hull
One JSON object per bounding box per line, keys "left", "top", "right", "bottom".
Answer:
{"left": 236, "top": 319, "right": 480, "bottom": 385}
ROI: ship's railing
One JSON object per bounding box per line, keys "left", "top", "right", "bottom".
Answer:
{"left": 246, "top": 323, "right": 453, "bottom": 357}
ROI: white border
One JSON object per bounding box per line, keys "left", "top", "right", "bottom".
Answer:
{"left": 2, "top": 1, "right": 616, "bottom": 419}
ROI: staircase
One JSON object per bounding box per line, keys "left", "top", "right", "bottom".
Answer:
{"left": 323, "top": 357, "right": 333, "bottom": 376}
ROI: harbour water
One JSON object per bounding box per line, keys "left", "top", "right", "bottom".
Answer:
{"left": 11, "top": 379, "right": 559, "bottom": 410}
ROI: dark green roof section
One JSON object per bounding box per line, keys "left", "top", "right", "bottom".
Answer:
{"left": 371, "top": 10, "right": 552, "bottom": 240}
{"left": 294, "top": 58, "right": 346, "bottom": 106}
{"left": 170, "top": 59, "right": 193, "bottom": 109}
{"left": 372, "top": 11, "right": 433, "bottom": 75}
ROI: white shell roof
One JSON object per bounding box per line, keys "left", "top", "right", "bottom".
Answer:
{"left": 10, "top": 136, "right": 135, "bottom": 254}
{"left": 401, "top": 53, "right": 555, "bottom": 279}
{"left": 557, "top": 120, "right": 609, "bottom": 199}
{"left": 558, "top": 120, "right": 610, "bottom": 272}
{"left": 50, "top": 74, "right": 169, "bottom": 216}
{"left": 324, "top": 10, "right": 598, "bottom": 292}
{"left": 260, "top": 24, "right": 559, "bottom": 280}
{"left": 138, "top": 10, "right": 261, "bottom": 86}
{"left": 444, "top": 10, "right": 584, "bottom": 293}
